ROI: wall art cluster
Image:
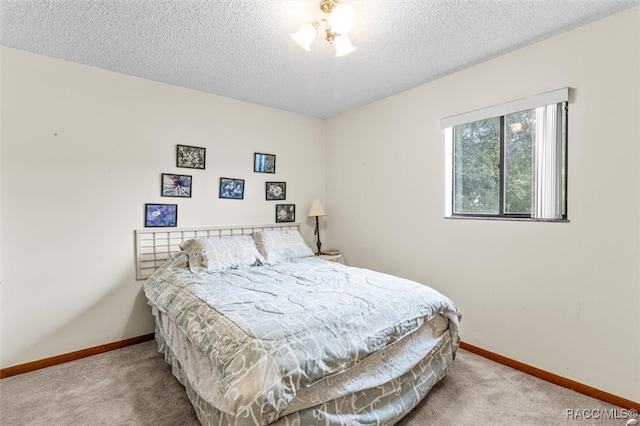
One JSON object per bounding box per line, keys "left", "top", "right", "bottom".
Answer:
{"left": 143, "top": 146, "right": 295, "bottom": 227}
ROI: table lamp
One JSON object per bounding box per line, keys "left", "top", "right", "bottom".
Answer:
{"left": 307, "top": 200, "right": 327, "bottom": 255}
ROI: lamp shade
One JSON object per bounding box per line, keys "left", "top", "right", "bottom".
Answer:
{"left": 334, "top": 34, "right": 356, "bottom": 57}
{"left": 307, "top": 200, "right": 327, "bottom": 217}
{"left": 290, "top": 23, "right": 318, "bottom": 51}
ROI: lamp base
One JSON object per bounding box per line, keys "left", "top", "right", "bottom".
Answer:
{"left": 314, "top": 216, "right": 322, "bottom": 255}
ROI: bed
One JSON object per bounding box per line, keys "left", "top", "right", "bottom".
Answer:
{"left": 137, "top": 224, "right": 461, "bottom": 426}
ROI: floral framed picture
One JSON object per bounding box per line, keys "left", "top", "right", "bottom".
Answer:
{"left": 177, "top": 144, "right": 206, "bottom": 169}
{"left": 145, "top": 203, "right": 178, "bottom": 227}
{"left": 266, "top": 182, "right": 286, "bottom": 200}
{"left": 275, "top": 204, "right": 295, "bottom": 223}
{"left": 161, "top": 173, "right": 192, "bottom": 198}
{"left": 254, "top": 152, "right": 276, "bottom": 174}
{"left": 219, "top": 177, "right": 245, "bottom": 200}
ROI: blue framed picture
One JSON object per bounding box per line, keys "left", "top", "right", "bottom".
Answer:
{"left": 254, "top": 152, "right": 276, "bottom": 173}
{"left": 145, "top": 203, "right": 178, "bottom": 227}
{"left": 219, "top": 177, "right": 245, "bottom": 200}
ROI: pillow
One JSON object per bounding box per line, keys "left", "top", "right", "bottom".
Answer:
{"left": 180, "top": 235, "right": 265, "bottom": 273}
{"left": 253, "top": 229, "right": 314, "bottom": 265}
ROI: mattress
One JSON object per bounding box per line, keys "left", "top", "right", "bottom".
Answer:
{"left": 144, "top": 252, "right": 461, "bottom": 425}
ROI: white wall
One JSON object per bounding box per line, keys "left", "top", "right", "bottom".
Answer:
{"left": 326, "top": 8, "right": 640, "bottom": 402}
{"left": 2, "top": 7, "right": 638, "bottom": 405}
{"left": 0, "top": 47, "right": 326, "bottom": 368}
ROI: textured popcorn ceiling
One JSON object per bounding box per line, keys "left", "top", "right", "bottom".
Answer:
{"left": 1, "top": 1, "right": 638, "bottom": 118}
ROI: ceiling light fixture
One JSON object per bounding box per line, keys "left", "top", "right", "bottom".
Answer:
{"left": 290, "top": 0, "right": 356, "bottom": 57}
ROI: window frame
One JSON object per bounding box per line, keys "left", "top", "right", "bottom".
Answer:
{"left": 442, "top": 89, "right": 569, "bottom": 222}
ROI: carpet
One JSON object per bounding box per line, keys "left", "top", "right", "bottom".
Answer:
{"left": 0, "top": 341, "right": 629, "bottom": 425}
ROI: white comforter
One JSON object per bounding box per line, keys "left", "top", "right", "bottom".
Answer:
{"left": 144, "top": 254, "right": 461, "bottom": 425}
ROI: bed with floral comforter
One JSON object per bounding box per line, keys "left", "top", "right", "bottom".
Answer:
{"left": 144, "top": 251, "right": 460, "bottom": 426}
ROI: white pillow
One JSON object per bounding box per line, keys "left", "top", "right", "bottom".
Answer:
{"left": 253, "top": 229, "right": 313, "bottom": 265}
{"left": 180, "top": 235, "right": 265, "bottom": 273}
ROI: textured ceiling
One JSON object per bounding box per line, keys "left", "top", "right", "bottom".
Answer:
{"left": 1, "top": 1, "right": 639, "bottom": 119}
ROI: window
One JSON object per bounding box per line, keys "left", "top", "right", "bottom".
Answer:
{"left": 442, "top": 88, "right": 568, "bottom": 221}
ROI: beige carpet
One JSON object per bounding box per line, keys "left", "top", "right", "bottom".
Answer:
{"left": 0, "top": 341, "right": 627, "bottom": 425}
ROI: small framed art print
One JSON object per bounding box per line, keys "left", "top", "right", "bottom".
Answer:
{"left": 254, "top": 152, "right": 276, "bottom": 174}
{"left": 145, "top": 203, "right": 178, "bottom": 227}
{"left": 266, "top": 182, "right": 286, "bottom": 200}
{"left": 161, "top": 173, "right": 192, "bottom": 198}
{"left": 176, "top": 144, "right": 206, "bottom": 169}
{"left": 275, "top": 204, "right": 295, "bottom": 223}
{"left": 219, "top": 177, "right": 245, "bottom": 200}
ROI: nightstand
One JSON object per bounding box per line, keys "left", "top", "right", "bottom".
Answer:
{"left": 318, "top": 253, "right": 345, "bottom": 265}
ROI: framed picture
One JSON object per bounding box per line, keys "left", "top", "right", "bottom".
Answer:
{"left": 177, "top": 144, "right": 206, "bottom": 169}
{"left": 266, "top": 182, "right": 286, "bottom": 200}
{"left": 145, "top": 203, "right": 178, "bottom": 227}
{"left": 275, "top": 204, "right": 295, "bottom": 223}
{"left": 219, "top": 177, "right": 245, "bottom": 200}
{"left": 254, "top": 152, "right": 276, "bottom": 174}
{"left": 161, "top": 173, "right": 192, "bottom": 198}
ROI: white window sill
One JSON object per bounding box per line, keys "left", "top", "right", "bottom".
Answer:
{"left": 445, "top": 216, "right": 569, "bottom": 223}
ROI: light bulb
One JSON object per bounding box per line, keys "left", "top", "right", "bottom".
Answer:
{"left": 329, "top": 3, "right": 355, "bottom": 34}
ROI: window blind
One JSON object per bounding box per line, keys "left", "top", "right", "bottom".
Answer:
{"left": 534, "top": 103, "right": 564, "bottom": 219}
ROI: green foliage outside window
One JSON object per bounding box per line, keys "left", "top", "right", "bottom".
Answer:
{"left": 504, "top": 110, "right": 534, "bottom": 214}
{"left": 453, "top": 109, "right": 535, "bottom": 216}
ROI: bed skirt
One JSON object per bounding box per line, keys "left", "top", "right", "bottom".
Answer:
{"left": 155, "top": 328, "right": 457, "bottom": 426}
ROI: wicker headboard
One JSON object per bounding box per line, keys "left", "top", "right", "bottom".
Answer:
{"left": 134, "top": 223, "right": 300, "bottom": 280}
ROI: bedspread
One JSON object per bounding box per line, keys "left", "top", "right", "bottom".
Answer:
{"left": 144, "top": 253, "right": 460, "bottom": 425}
